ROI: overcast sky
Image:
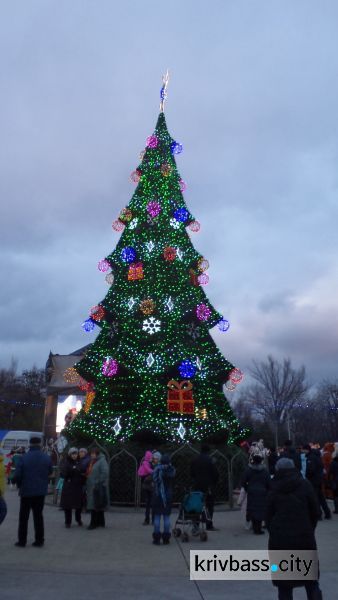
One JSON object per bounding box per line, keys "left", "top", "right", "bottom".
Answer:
{"left": 1, "top": 0, "right": 338, "bottom": 389}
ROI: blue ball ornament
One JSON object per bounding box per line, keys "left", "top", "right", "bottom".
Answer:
{"left": 218, "top": 318, "right": 230, "bottom": 332}
{"left": 171, "top": 141, "right": 183, "bottom": 155}
{"left": 178, "top": 360, "right": 196, "bottom": 379}
{"left": 82, "top": 318, "right": 96, "bottom": 332}
{"left": 121, "top": 246, "right": 137, "bottom": 263}
{"left": 173, "top": 207, "right": 189, "bottom": 223}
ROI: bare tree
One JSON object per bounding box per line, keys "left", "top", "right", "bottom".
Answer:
{"left": 247, "top": 356, "right": 308, "bottom": 446}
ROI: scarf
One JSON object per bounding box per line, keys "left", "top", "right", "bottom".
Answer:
{"left": 86, "top": 457, "right": 97, "bottom": 478}
{"left": 153, "top": 465, "right": 167, "bottom": 507}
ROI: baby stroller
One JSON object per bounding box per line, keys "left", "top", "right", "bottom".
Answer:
{"left": 173, "top": 491, "right": 209, "bottom": 542}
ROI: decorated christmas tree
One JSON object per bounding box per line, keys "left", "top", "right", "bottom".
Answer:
{"left": 66, "top": 73, "right": 245, "bottom": 444}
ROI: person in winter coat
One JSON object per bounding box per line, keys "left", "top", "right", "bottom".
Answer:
{"left": 241, "top": 454, "right": 270, "bottom": 534}
{"left": 280, "top": 440, "right": 302, "bottom": 471}
{"left": 266, "top": 457, "right": 322, "bottom": 600}
{"left": 303, "top": 444, "right": 331, "bottom": 519}
{"left": 152, "top": 454, "right": 175, "bottom": 545}
{"left": 0, "top": 449, "right": 7, "bottom": 525}
{"left": 13, "top": 437, "right": 52, "bottom": 547}
{"left": 328, "top": 453, "right": 338, "bottom": 514}
{"left": 0, "top": 448, "right": 5, "bottom": 497}
{"left": 138, "top": 450, "right": 155, "bottom": 525}
{"left": 60, "top": 448, "right": 85, "bottom": 527}
{"left": 190, "top": 444, "right": 219, "bottom": 530}
{"left": 322, "top": 442, "right": 335, "bottom": 498}
{"left": 268, "top": 447, "right": 279, "bottom": 477}
{"left": 86, "top": 448, "right": 109, "bottom": 530}
{"left": 78, "top": 448, "right": 90, "bottom": 511}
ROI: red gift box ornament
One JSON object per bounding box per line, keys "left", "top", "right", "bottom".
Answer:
{"left": 128, "top": 262, "right": 144, "bottom": 281}
{"left": 167, "top": 380, "right": 195, "bottom": 414}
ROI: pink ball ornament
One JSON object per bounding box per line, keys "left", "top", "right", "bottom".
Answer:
{"left": 112, "top": 220, "right": 125, "bottom": 232}
{"left": 102, "top": 357, "right": 119, "bottom": 377}
{"left": 188, "top": 220, "right": 201, "bottom": 233}
{"left": 130, "top": 169, "right": 141, "bottom": 183}
{"left": 146, "top": 135, "right": 158, "bottom": 148}
{"left": 196, "top": 303, "right": 211, "bottom": 321}
{"left": 229, "top": 368, "right": 244, "bottom": 384}
{"left": 179, "top": 179, "right": 187, "bottom": 192}
{"left": 97, "top": 259, "right": 110, "bottom": 273}
{"left": 146, "top": 201, "right": 161, "bottom": 218}
{"left": 197, "top": 273, "right": 209, "bottom": 286}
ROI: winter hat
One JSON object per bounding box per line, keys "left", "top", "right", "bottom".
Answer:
{"left": 79, "top": 448, "right": 88, "bottom": 454}
{"left": 275, "top": 458, "right": 295, "bottom": 471}
{"left": 29, "top": 437, "right": 42, "bottom": 446}
{"left": 68, "top": 447, "right": 78, "bottom": 455}
{"left": 161, "top": 454, "right": 170, "bottom": 465}
{"left": 144, "top": 451, "right": 153, "bottom": 461}
{"left": 152, "top": 451, "right": 162, "bottom": 461}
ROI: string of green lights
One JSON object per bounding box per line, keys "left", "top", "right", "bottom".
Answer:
{"left": 66, "top": 82, "right": 246, "bottom": 444}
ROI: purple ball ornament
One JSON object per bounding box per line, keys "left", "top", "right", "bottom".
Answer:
{"left": 146, "top": 135, "right": 158, "bottom": 148}
{"left": 102, "top": 357, "right": 119, "bottom": 377}
{"left": 146, "top": 201, "right": 161, "bottom": 218}
{"left": 196, "top": 304, "right": 211, "bottom": 321}
{"left": 179, "top": 179, "right": 187, "bottom": 192}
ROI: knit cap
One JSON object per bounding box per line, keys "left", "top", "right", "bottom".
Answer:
{"left": 152, "top": 451, "right": 162, "bottom": 461}
{"left": 275, "top": 458, "right": 295, "bottom": 471}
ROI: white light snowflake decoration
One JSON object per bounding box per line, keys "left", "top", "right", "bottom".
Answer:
{"left": 145, "top": 240, "right": 155, "bottom": 252}
{"left": 127, "top": 297, "right": 136, "bottom": 310}
{"left": 129, "top": 218, "right": 138, "bottom": 229}
{"left": 107, "top": 321, "right": 118, "bottom": 339}
{"left": 146, "top": 353, "right": 155, "bottom": 367}
{"left": 113, "top": 417, "right": 122, "bottom": 435}
{"left": 186, "top": 323, "right": 201, "bottom": 340}
{"left": 176, "top": 248, "right": 183, "bottom": 260}
{"left": 165, "top": 296, "right": 174, "bottom": 312}
{"left": 142, "top": 317, "right": 161, "bottom": 335}
{"left": 169, "top": 218, "right": 180, "bottom": 229}
{"left": 177, "top": 422, "right": 186, "bottom": 439}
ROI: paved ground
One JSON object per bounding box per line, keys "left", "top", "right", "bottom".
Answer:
{"left": 0, "top": 490, "right": 337, "bottom": 599}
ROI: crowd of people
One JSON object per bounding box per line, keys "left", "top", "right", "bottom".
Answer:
{"left": 238, "top": 438, "right": 338, "bottom": 600}
{"left": 1, "top": 435, "right": 337, "bottom": 599}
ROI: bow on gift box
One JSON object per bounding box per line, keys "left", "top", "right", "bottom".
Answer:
{"left": 167, "top": 380, "right": 194, "bottom": 414}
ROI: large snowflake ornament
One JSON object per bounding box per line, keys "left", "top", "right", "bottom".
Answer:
{"left": 186, "top": 322, "right": 201, "bottom": 340}
{"left": 142, "top": 316, "right": 161, "bottom": 335}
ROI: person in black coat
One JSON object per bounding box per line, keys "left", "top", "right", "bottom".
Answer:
{"left": 190, "top": 444, "right": 219, "bottom": 530}
{"left": 280, "top": 440, "right": 301, "bottom": 471}
{"left": 60, "top": 448, "right": 85, "bottom": 527}
{"left": 268, "top": 447, "right": 279, "bottom": 477}
{"left": 152, "top": 454, "right": 175, "bottom": 544}
{"left": 303, "top": 444, "right": 331, "bottom": 519}
{"left": 328, "top": 455, "right": 338, "bottom": 514}
{"left": 266, "top": 457, "right": 322, "bottom": 600}
{"left": 241, "top": 454, "right": 270, "bottom": 534}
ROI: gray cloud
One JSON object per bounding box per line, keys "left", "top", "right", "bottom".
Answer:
{"left": 1, "top": 0, "right": 338, "bottom": 383}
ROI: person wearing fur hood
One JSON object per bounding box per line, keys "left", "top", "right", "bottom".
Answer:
{"left": 241, "top": 454, "right": 270, "bottom": 534}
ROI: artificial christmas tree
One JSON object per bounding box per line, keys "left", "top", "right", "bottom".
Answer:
{"left": 66, "top": 74, "right": 245, "bottom": 444}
